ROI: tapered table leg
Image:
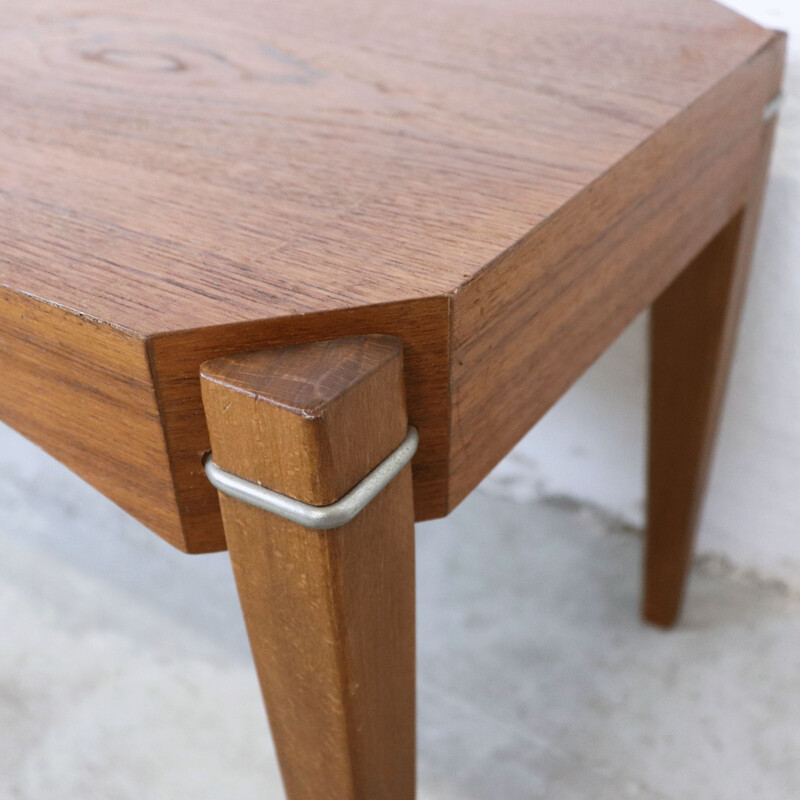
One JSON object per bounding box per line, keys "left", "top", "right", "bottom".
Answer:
{"left": 201, "top": 336, "right": 415, "bottom": 800}
{"left": 644, "top": 117, "right": 779, "bottom": 628}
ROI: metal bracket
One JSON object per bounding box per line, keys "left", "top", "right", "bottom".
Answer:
{"left": 203, "top": 427, "right": 419, "bottom": 530}
{"left": 763, "top": 92, "right": 783, "bottom": 123}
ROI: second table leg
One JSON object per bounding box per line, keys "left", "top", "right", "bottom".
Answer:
{"left": 644, "top": 117, "right": 778, "bottom": 628}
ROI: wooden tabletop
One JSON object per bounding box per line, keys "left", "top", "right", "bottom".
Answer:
{"left": 0, "top": 0, "right": 784, "bottom": 551}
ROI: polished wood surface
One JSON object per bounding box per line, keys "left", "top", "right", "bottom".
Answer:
{"left": 201, "top": 337, "right": 415, "bottom": 800}
{"left": 147, "top": 298, "right": 449, "bottom": 551}
{"left": 644, "top": 115, "right": 780, "bottom": 628}
{"left": 448, "top": 40, "right": 785, "bottom": 506}
{"left": 0, "top": 0, "right": 784, "bottom": 549}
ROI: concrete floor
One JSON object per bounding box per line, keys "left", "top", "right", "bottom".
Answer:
{"left": 1, "top": 424, "right": 800, "bottom": 799}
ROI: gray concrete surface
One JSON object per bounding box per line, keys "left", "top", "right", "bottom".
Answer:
{"left": 1, "top": 423, "right": 799, "bottom": 799}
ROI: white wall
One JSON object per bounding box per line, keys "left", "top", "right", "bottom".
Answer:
{"left": 481, "top": 0, "right": 800, "bottom": 587}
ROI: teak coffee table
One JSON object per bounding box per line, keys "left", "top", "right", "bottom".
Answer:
{"left": 0, "top": 0, "right": 785, "bottom": 796}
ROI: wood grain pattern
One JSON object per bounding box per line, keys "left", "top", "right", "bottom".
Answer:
{"left": 0, "top": 0, "right": 771, "bottom": 331}
{"left": 201, "top": 337, "right": 415, "bottom": 800}
{"left": 0, "top": 286, "right": 181, "bottom": 542}
{"left": 148, "top": 297, "right": 449, "bottom": 552}
{"left": 448, "top": 33, "right": 786, "bottom": 508}
{"left": 0, "top": 0, "right": 785, "bottom": 549}
{"left": 644, "top": 114, "right": 780, "bottom": 628}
